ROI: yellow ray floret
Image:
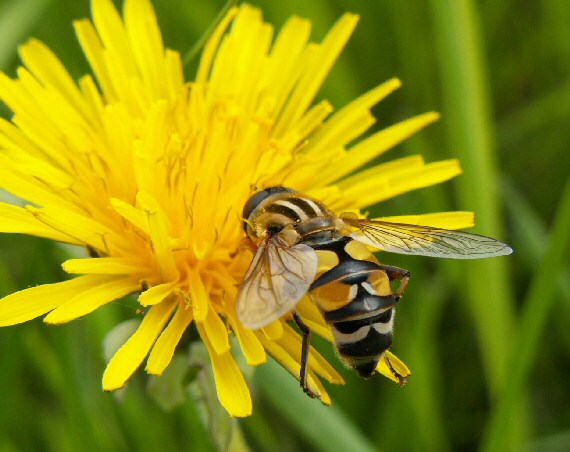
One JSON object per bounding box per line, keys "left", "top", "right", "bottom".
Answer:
{"left": 146, "top": 305, "right": 194, "bottom": 375}
{"left": 103, "top": 298, "right": 177, "bottom": 391}
{"left": 43, "top": 277, "right": 141, "bottom": 324}
{"left": 197, "top": 322, "right": 253, "bottom": 417}
{"left": 0, "top": 275, "right": 118, "bottom": 326}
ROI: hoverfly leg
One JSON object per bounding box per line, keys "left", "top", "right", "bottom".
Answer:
{"left": 377, "top": 264, "right": 410, "bottom": 302}
{"left": 293, "top": 312, "right": 316, "bottom": 398}
{"left": 384, "top": 353, "right": 408, "bottom": 386}
{"left": 86, "top": 245, "right": 101, "bottom": 258}
{"left": 140, "top": 279, "right": 149, "bottom": 292}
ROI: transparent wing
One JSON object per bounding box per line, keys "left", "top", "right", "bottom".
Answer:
{"left": 236, "top": 234, "right": 318, "bottom": 329}
{"left": 342, "top": 216, "right": 513, "bottom": 259}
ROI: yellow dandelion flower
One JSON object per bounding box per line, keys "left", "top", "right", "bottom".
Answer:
{"left": 0, "top": 0, "right": 476, "bottom": 417}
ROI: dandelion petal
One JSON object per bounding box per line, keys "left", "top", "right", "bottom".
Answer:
{"left": 375, "top": 212, "right": 475, "bottom": 230}
{"left": 103, "top": 300, "right": 176, "bottom": 390}
{"left": 0, "top": 275, "right": 111, "bottom": 326}
{"left": 138, "top": 281, "right": 177, "bottom": 307}
{"left": 227, "top": 313, "right": 266, "bottom": 365}
{"left": 188, "top": 271, "right": 209, "bottom": 322}
{"left": 376, "top": 351, "right": 411, "bottom": 383}
{"left": 147, "top": 304, "right": 193, "bottom": 375}
{"left": 260, "top": 319, "right": 283, "bottom": 341}
{"left": 43, "top": 276, "right": 140, "bottom": 324}
{"left": 201, "top": 309, "right": 230, "bottom": 355}
{"left": 197, "top": 323, "right": 252, "bottom": 417}
{"left": 62, "top": 257, "right": 147, "bottom": 275}
{"left": 0, "top": 202, "right": 81, "bottom": 244}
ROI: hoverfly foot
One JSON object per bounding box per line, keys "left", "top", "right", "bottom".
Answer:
{"left": 396, "top": 374, "right": 408, "bottom": 387}
{"left": 384, "top": 353, "right": 408, "bottom": 387}
{"left": 301, "top": 384, "right": 317, "bottom": 399}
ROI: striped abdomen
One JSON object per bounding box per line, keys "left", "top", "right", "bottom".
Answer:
{"left": 308, "top": 237, "right": 397, "bottom": 377}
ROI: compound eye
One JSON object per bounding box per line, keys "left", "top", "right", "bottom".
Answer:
{"left": 242, "top": 187, "right": 295, "bottom": 231}
{"left": 243, "top": 190, "right": 270, "bottom": 224}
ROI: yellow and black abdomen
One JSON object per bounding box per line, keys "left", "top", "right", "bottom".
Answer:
{"left": 308, "top": 236, "right": 398, "bottom": 377}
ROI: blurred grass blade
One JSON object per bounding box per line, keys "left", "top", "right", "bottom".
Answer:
{"left": 0, "top": 0, "right": 51, "bottom": 69}
{"left": 182, "top": 0, "right": 238, "bottom": 67}
{"left": 502, "top": 178, "right": 570, "bottom": 351}
{"left": 482, "top": 177, "right": 570, "bottom": 452}
{"left": 429, "top": 0, "right": 515, "bottom": 397}
{"left": 499, "top": 81, "right": 570, "bottom": 149}
{"left": 502, "top": 178, "right": 570, "bottom": 307}
{"left": 0, "top": 258, "right": 16, "bottom": 295}
{"left": 257, "top": 360, "right": 377, "bottom": 452}
{"left": 523, "top": 430, "right": 570, "bottom": 452}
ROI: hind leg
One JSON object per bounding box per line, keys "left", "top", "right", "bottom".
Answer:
{"left": 293, "top": 312, "right": 317, "bottom": 398}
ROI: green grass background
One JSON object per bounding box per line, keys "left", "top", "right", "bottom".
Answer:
{"left": 1, "top": 0, "right": 570, "bottom": 451}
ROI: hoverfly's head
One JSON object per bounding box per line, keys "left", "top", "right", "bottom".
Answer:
{"left": 242, "top": 186, "right": 295, "bottom": 238}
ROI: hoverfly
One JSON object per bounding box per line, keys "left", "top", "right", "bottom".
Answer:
{"left": 236, "top": 187, "right": 512, "bottom": 396}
